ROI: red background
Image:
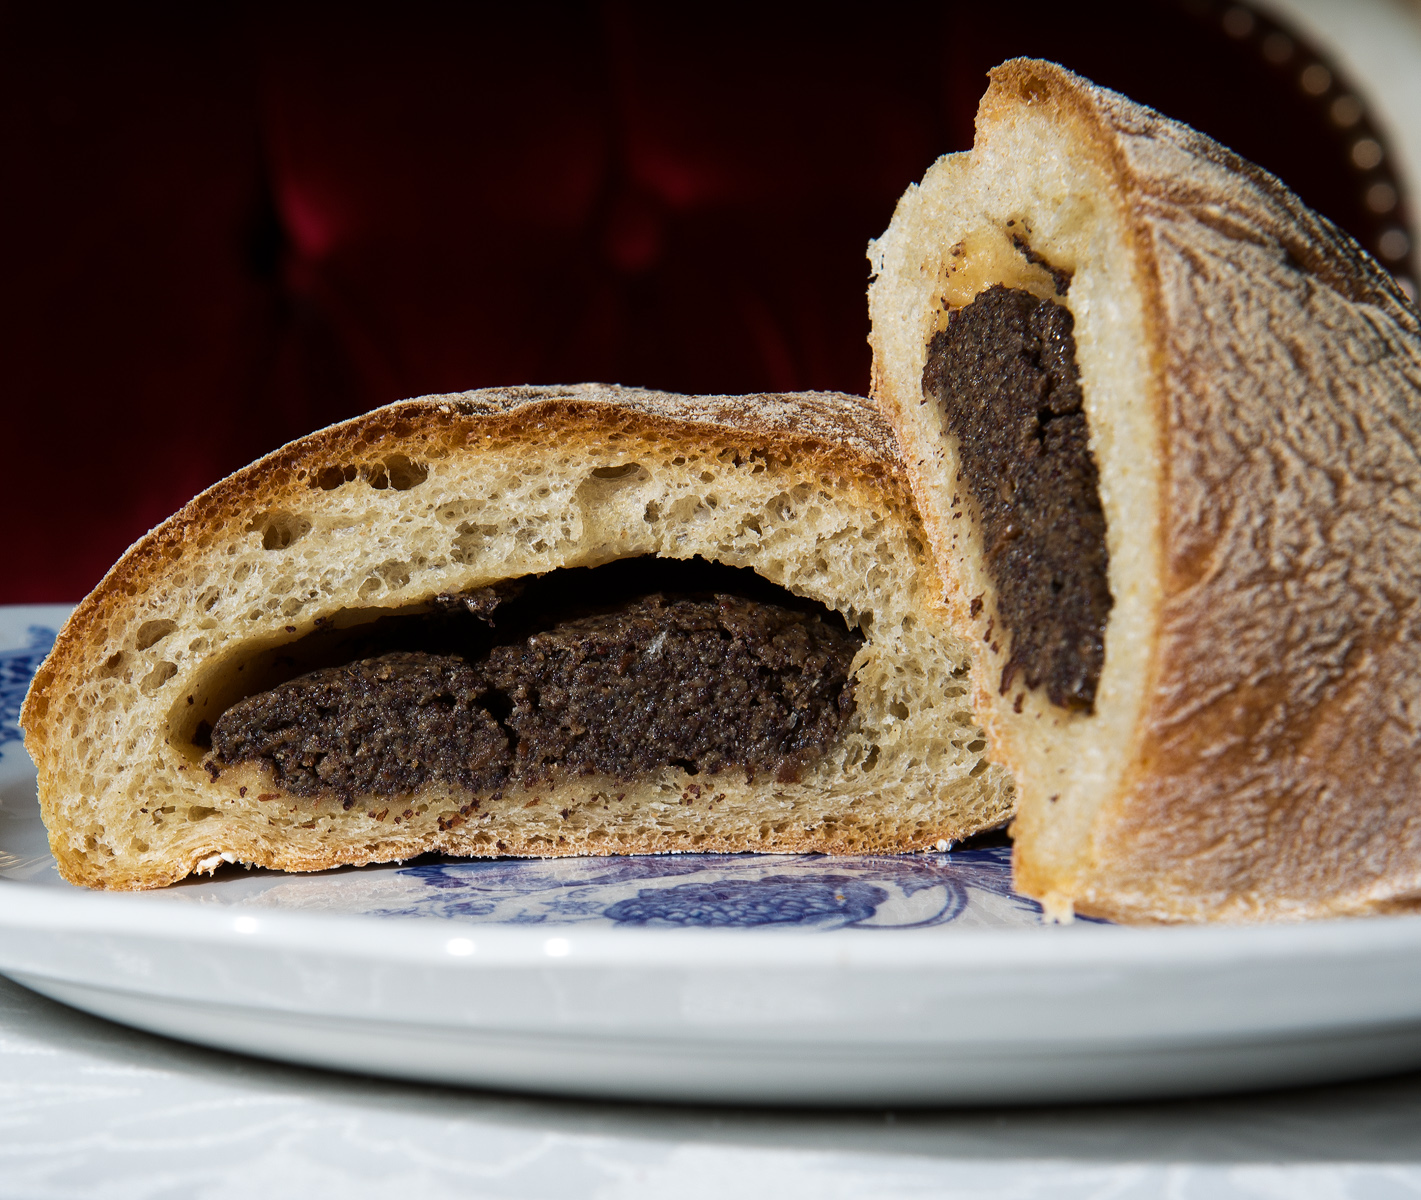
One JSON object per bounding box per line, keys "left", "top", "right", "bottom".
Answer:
{"left": 4, "top": 1, "right": 1414, "bottom": 603}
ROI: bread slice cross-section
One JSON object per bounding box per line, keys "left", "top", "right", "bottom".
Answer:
{"left": 21, "top": 385, "right": 1013, "bottom": 889}
{"left": 869, "top": 58, "right": 1421, "bottom": 922}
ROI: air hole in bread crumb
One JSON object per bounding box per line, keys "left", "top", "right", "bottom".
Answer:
{"left": 135, "top": 620, "right": 177, "bottom": 651}
{"left": 590, "top": 463, "right": 643, "bottom": 481}
{"left": 446, "top": 516, "right": 493, "bottom": 557}
{"left": 140, "top": 662, "right": 178, "bottom": 691}
{"left": 315, "top": 464, "right": 359, "bottom": 491}
{"left": 250, "top": 512, "right": 312, "bottom": 551}
{"left": 364, "top": 560, "right": 411, "bottom": 592}
{"left": 381, "top": 455, "right": 428, "bottom": 490}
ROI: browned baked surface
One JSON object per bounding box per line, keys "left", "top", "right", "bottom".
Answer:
{"left": 23, "top": 384, "right": 1013, "bottom": 888}
{"left": 870, "top": 59, "right": 1421, "bottom": 923}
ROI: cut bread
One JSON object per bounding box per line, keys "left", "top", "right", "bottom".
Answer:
{"left": 868, "top": 58, "right": 1421, "bottom": 923}
{"left": 21, "top": 385, "right": 1013, "bottom": 890}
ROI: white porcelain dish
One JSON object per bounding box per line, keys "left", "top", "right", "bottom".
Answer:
{"left": 4, "top": 603, "right": 1421, "bottom": 1105}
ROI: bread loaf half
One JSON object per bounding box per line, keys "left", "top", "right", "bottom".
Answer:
{"left": 21, "top": 385, "right": 1013, "bottom": 889}
{"left": 868, "top": 58, "right": 1421, "bottom": 922}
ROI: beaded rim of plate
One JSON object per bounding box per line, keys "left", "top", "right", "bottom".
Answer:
{"left": 1182, "top": 0, "right": 1417, "bottom": 301}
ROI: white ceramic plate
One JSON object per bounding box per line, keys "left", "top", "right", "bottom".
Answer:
{"left": 5, "top": 603, "right": 1421, "bottom": 1105}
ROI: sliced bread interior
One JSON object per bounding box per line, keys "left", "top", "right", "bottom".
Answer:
{"left": 22, "top": 385, "right": 1014, "bottom": 889}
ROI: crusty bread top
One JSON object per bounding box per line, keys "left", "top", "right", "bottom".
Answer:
{"left": 984, "top": 59, "right": 1412, "bottom": 299}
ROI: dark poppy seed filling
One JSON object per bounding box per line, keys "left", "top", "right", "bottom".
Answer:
{"left": 922, "top": 283, "right": 1112, "bottom": 711}
{"left": 208, "top": 653, "right": 513, "bottom": 800}
{"left": 208, "top": 592, "right": 862, "bottom": 799}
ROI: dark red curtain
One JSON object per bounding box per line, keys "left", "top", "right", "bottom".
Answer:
{"left": 3, "top": 1, "right": 1412, "bottom": 602}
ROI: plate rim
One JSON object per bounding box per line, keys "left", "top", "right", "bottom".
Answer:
{"left": 4, "top": 874, "right": 1421, "bottom": 969}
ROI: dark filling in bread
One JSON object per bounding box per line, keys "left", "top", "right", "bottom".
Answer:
{"left": 206, "top": 560, "right": 862, "bottom": 802}
{"left": 922, "top": 283, "right": 1112, "bottom": 711}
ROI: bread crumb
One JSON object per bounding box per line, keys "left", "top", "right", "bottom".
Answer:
{"left": 1039, "top": 891, "right": 1075, "bottom": 924}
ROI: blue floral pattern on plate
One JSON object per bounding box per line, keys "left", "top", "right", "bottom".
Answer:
{"left": 231, "top": 846, "right": 1056, "bottom": 929}
{"left": 0, "top": 626, "right": 55, "bottom": 748}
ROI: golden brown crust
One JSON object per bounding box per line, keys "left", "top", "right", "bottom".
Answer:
{"left": 24, "top": 383, "right": 1013, "bottom": 889}
{"left": 1052, "top": 62, "right": 1421, "bottom": 922}
{"left": 59, "top": 816, "right": 972, "bottom": 893}
{"left": 872, "top": 59, "right": 1421, "bottom": 922}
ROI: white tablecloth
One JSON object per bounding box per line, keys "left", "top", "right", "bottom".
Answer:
{"left": 2, "top": 970, "right": 1420, "bottom": 1200}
